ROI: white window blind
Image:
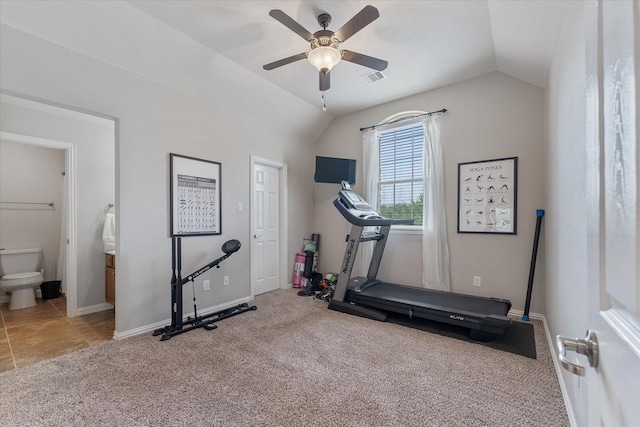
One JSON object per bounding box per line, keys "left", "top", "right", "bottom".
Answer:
{"left": 378, "top": 124, "right": 424, "bottom": 225}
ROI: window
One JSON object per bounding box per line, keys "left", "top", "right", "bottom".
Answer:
{"left": 378, "top": 123, "right": 424, "bottom": 226}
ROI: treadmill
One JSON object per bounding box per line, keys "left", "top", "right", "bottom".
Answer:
{"left": 328, "top": 182, "right": 512, "bottom": 341}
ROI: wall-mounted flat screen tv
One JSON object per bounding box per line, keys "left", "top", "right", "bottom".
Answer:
{"left": 314, "top": 156, "right": 356, "bottom": 184}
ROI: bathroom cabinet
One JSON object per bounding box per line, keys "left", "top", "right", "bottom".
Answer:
{"left": 105, "top": 253, "right": 115, "bottom": 306}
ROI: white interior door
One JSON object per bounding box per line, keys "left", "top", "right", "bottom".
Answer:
{"left": 251, "top": 161, "right": 280, "bottom": 295}
{"left": 581, "top": 1, "right": 640, "bottom": 425}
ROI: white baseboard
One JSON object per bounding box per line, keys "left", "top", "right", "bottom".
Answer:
{"left": 541, "top": 314, "right": 579, "bottom": 427}
{"left": 506, "top": 308, "right": 544, "bottom": 321}
{"left": 77, "top": 302, "right": 113, "bottom": 316}
{"left": 113, "top": 296, "right": 252, "bottom": 340}
{"left": 508, "top": 309, "right": 578, "bottom": 427}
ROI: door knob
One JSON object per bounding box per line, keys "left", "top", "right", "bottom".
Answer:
{"left": 253, "top": 234, "right": 262, "bottom": 239}
{"left": 556, "top": 329, "right": 598, "bottom": 376}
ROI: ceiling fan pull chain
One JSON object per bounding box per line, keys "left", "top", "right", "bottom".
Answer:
{"left": 321, "top": 92, "right": 327, "bottom": 112}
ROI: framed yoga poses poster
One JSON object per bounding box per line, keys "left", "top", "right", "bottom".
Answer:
{"left": 170, "top": 153, "right": 221, "bottom": 236}
{"left": 457, "top": 157, "right": 517, "bottom": 234}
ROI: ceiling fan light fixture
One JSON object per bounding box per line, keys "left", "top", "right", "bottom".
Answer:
{"left": 264, "top": 6, "right": 386, "bottom": 94}
{"left": 307, "top": 46, "right": 342, "bottom": 72}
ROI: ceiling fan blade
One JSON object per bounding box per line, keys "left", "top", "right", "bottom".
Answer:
{"left": 334, "top": 5, "right": 379, "bottom": 42}
{"left": 341, "top": 50, "right": 388, "bottom": 71}
{"left": 319, "top": 70, "right": 330, "bottom": 91}
{"left": 263, "top": 52, "right": 308, "bottom": 70}
{"left": 269, "top": 9, "right": 314, "bottom": 41}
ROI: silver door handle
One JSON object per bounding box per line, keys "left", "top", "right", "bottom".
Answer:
{"left": 556, "top": 330, "right": 598, "bottom": 376}
{"left": 253, "top": 234, "right": 262, "bottom": 239}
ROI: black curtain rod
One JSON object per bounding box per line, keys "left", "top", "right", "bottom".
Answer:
{"left": 359, "top": 108, "right": 447, "bottom": 132}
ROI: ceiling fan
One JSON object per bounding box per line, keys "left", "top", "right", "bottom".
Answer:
{"left": 263, "top": 5, "right": 388, "bottom": 92}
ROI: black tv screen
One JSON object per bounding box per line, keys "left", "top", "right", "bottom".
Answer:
{"left": 314, "top": 156, "right": 356, "bottom": 184}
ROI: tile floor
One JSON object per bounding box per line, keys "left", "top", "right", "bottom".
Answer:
{"left": 0, "top": 296, "right": 114, "bottom": 373}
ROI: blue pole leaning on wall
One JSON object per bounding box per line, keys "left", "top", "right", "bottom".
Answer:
{"left": 522, "top": 209, "right": 545, "bottom": 322}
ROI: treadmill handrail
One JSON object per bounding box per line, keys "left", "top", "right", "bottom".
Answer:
{"left": 334, "top": 197, "right": 415, "bottom": 227}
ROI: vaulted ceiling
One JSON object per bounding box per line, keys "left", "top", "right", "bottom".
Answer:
{"left": 129, "top": 1, "right": 568, "bottom": 117}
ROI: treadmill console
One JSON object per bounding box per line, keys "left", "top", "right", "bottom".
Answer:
{"left": 337, "top": 181, "right": 382, "bottom": 220}
{"left": 339, "top": 189, "right": 376, "bottom": 212}
{"left": 335, "top": 181, "right": 415, "bottom": 227}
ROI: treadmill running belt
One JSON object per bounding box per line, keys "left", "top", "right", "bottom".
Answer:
{"left": 354, "top": 282, "right": 510, "bottom": 316}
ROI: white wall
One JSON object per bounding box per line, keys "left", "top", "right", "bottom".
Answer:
{"left": 544, "top": 2, "right": 588, "bottom": 425}
{"left": 0, "top": 141, "right": 64, "bottom": 282}
{"left": 314, "top": 71, "right": 546, "bottom": 314}
{"left": 0, "top": 1, "right": 331, "bottom": 334}
{"left": 0, "top": 99, "right": 116, "bottom": 309}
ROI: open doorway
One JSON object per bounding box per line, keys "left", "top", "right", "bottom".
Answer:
{"left": 0, "top": 132, "right": 77, "bottom": 315}
{"left": 0, "top": 94, "right": 116, "bottom": 321}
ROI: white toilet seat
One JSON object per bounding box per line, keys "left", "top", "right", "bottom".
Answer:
{"left": 1, "top": 271, "right": 44, "bottom": 286}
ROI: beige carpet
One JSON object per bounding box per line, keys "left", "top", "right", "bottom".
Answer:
{"left": 0, "top": 289, "right": 568, "bottom": 426}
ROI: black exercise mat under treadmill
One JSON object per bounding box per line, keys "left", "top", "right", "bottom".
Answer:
{"left": 345, "top": 279, "right": 512, "bottom": 339}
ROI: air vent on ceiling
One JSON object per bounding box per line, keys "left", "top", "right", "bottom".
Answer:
{"left": 360, "top": 71, "right": 387, "bottom": 84}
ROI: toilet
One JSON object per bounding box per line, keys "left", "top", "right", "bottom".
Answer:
{"left": 0, "top": 248, "right": 44, "bottom": 310}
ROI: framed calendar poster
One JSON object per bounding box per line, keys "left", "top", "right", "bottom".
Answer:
{"left": 170, "top": 153, "right": 221, "bottom": 236}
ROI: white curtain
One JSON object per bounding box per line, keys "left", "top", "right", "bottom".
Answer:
{"left": 359, "top": 129, "right": 379, "bottom": 277}
{"left": 56, "top": 172, "right": 67, "bottom": 294}
{"left": 421, "top": 115, "right": 451, "bottom": 291}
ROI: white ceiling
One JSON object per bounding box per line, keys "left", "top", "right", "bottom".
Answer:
{"left": 127, "top": 1, "right": 568, "bottom": 117}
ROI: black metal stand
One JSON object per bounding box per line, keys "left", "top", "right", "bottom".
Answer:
{"left": 153, "top": 237, "right": 257, "bottom": 341}
{"left": 522, "top": 209, "right": 544, "bottom": 321}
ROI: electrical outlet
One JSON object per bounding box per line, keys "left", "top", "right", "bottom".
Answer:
{"left": 473, "top": 276, "right": 481, "bottom": 287}
{"left": 223, "top": 276, "right": 229, "bottom": 287}
{"left": 203, "top": 280, "right": 210, "bottom": 291}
